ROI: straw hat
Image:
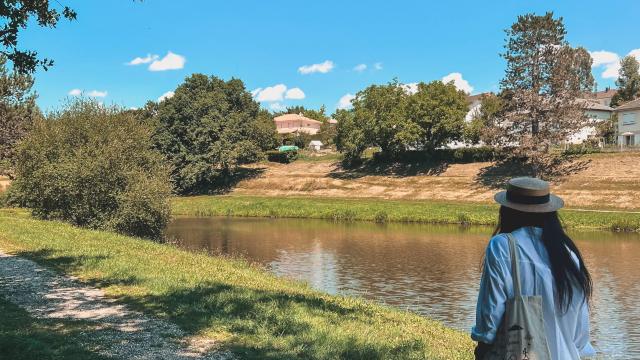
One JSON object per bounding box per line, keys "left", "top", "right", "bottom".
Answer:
{"left": 494, "top": 177, "right": 564, "bottom": 213}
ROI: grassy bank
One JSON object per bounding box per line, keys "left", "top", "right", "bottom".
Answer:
{"left": 171, "top": 195, "right": 640, "bottom": 232}
{"left": 0, "top": 209, "right": 473, "bottom": 359}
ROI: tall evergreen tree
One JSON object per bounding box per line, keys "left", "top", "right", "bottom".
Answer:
{"left": 493, "top": 12, "right": 594, "bottom": 177}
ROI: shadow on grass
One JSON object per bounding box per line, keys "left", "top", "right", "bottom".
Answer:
{"left": 16, "top": 249, "right": 141, "bottom": 289}
{"left": 474, "top": 156, "right": 592, "bottom": 189}
{"left": 15, "top": 250, "right": 410, "bottom": 359}
{"left": 117, "top": 283, "right": 377, "bottom": 359}
{"left": 0, "top": 297, "right": 110, "bottom": 360}
{"left": 189, "top": 167, "right": 267, "bottom": 195}
{"left": 329, "top": 158, "right": 450, "bottom": 180}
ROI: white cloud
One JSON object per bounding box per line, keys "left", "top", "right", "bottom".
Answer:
{"left": 298, "top": 60, "right": 334, "bottom": 74}
{"left": 254, "top": 84, "right": 287, "bottom": 102}
{"left": 157, "top": 91, "right": 175, "bottom": 102}
{"left": 590, "top": 50, "right": 621, "bottom": 79}
{"left": 442, "top": 72, "right": 473, "bottom": 94}
{"left": 353, "top": 64, "right": 367, "bottom": 72}
{"left": 127, "top": 54, "right": 159, "bottom": 66}
{"left": 148, "top": 51, "right": 186, "bottom": 71}
{"left": 68, "top": 88, "right": 82, "bottom": 96}
{"left": 87, "top": 90, "right": 108, "bottom": 98}
{"left": 251, "top": 88, "right": 262, "bottom": 97}
{"left": 269, "top": 102, "right": 286, "bottom": 112}
{"left": 402, "top": 82, "right": 419, "bottom": 95}
{"left": 285, "top": 87, "right": 305, "bottom": 100}
{"left": 373, "top": 62, "right": 383, "bottom": 70}
{"left": 602, "top": 62, "right": 622, "bottom": 79}
{"left": 590, "top": 49, "right": 640, "bottom": 79}
{"left": 337, "top": 93, "right": 355, "bottom": 110}
{"left": 590, "top": 50, "right": 619, "bottom": 67}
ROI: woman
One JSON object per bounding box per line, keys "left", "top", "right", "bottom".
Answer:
{"left": 472, "top": 177, "right": 596, "bottom": 359}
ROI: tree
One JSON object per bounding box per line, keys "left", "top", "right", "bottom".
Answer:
{"left": 351, "top": 80, "right": 419, "bottom": 158}
{"left": 610, "top": 55, "right": 640, "bottom": 107}
{"left": 8, "top": 99, "right": 172, "bottom": 239}
{"left": 0, "top": 1, "right": 77, "bottom": 74}
{"left": 495, "top": 12, "right": 594, "bottom": 177}
{"left": 465, "top": 93, "right": 503, "bottom": 145}
{"left": 407, "top": 81, "right": 468, "bottom": 150}
{"left": 595, "top": 113, "right": 617, "bottom": 146}
{"left": 334, "top": 109, "right": 367, "bottom": 164}
{"left": 153, "top": 74, "right": 277, "bottom": 194}
{"left": 0, "top": 56, "right": 40, "bottom": 177}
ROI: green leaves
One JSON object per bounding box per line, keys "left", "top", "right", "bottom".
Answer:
{"left": 9, "top": 99, "right": 172, "bottom": 240}
{"left": 0, "top": 1, "right": 77, "bottom": 74}
{"left": 152, "top": 74, "right": 277, "bottom": 194}
{"left": 334, "top": 80, "right": 468, "bottom": 162}
{"left": 611, "top": 55, "right": 640, "bottom": 107}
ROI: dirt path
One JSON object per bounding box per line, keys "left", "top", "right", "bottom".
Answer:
{"left": 0, "top": 251, "right": 234, "bottom": 360}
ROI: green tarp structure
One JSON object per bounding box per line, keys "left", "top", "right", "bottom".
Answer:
{"left": 277, "top": 145, "right": 299, "bottom": 152}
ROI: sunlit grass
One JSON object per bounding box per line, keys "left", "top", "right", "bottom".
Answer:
{"left": 171, "top": 195, "right": 640, "bottom": 232}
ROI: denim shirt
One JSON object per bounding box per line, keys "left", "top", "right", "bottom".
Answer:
{"left": 471, "top": 227, "right": 596, "bottom": 359}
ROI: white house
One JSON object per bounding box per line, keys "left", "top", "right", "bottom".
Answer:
{"left": 616, "top": 98, "right": 640, "bottom": 146}
{"left": 566, "top": 99, "right": 614, "bottom": 145}
{"left": 308, "top": 140, "right": 323, "bottom": 151}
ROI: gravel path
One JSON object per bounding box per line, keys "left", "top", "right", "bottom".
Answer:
{"left": 0, "top": 251, "right": 234, "bottom": 360}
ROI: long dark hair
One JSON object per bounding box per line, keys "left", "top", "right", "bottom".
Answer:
{"left": 493, "top": 206, "right": 592, "bottom": 311}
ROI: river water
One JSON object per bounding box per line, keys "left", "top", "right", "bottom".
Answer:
{"left": 167, "top": 216, "right": 640, "bottom": 359}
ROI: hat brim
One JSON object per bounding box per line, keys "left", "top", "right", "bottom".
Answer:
{"left": 494, "top": 191, "right": 564, "bottom": 213}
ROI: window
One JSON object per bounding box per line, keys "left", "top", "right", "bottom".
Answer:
{"left": 622, "top": 113, "right": 636, "bottom": 126}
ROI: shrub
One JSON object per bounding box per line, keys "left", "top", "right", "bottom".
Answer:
{"left": 9, "top": 99, "right": 172, "bottom": 239}
{"left": 266, "top": 150, "right": 299, "bottom": 163}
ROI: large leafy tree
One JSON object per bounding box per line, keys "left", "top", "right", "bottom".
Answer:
{"left": 494, "top": 12, "right": 594, "bottom": 177}
{"left": 351, "top": 80, "right": 419, "bottom": 158}
{"left": 407, "top": 81, "right": 468, "bottom": 151}
{"left": 153, "top": 74, "right": 277, "bottom": 194}
{"left": 0, "top": 1, "right": 77, "bottom": 74}
{"left": 0, "top": 56, "right": 40, "bottom": 177}
{"left": 610, "top": 55, "right": 640, "bottom": 107}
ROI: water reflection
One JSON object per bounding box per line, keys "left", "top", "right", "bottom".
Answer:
{"left": 167, "top": 217, "right": 640, "bottom": 359}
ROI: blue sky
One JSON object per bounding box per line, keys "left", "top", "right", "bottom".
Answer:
{"left": 23, "top": 0, "right": 640, "bottom": 114}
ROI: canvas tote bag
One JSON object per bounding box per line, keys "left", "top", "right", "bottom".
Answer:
{"left": 483, "top": 233, "right": 552, "bottom": 360}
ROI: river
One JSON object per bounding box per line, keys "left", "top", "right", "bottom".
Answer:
{"left": 167, "top": 216, "right": 640, "bottom": 359}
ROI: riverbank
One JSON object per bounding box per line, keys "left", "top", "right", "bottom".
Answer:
{"left": 0, "top": 209, "right": 474, "bottom": 359}
{"left": 171, "top": 195, "right": 640, "bottom": 232}
{"left": 231, "top": 152, "right": 640, "bottom": 211}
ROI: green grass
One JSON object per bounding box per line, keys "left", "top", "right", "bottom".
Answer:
{"left": 171, "top": 195, "right": 640, "bottom": 232}
{"left": 0, "top": 209, "right": 474, "bottom": 359}
{"left": 0, "top": 296, "right": 110, "bottom": 360}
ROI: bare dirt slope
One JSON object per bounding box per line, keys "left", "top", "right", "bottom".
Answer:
{"left": 234, "top": 153, "right": 640, "bottom": 210}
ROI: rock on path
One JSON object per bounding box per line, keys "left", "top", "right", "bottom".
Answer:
{"left": 0, "top": 252, "right": 234, "bottom": 360}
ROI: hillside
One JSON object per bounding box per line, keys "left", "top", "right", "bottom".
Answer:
{"left": 233, "top": 152, "right": 640, "bottom": 211}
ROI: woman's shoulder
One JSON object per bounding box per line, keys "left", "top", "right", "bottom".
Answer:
{"left": 485, "top": 233, "right": 510, "bottom": 262}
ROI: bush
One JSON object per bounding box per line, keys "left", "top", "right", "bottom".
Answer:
{"left": 563, "top": 143, "right": 601, "bottom": 155}
{"left": 9, "top": 100, "right": 172, "bottom": 240}
{"left": 369, "top": 147, "right": 496, "bottom": 165}
{"left": 266, "top": 150, "right": 299, "bottom": 163}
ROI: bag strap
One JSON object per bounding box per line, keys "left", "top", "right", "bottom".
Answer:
{"left": 506, "top": 233, "right": 522, "bottom": 297}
